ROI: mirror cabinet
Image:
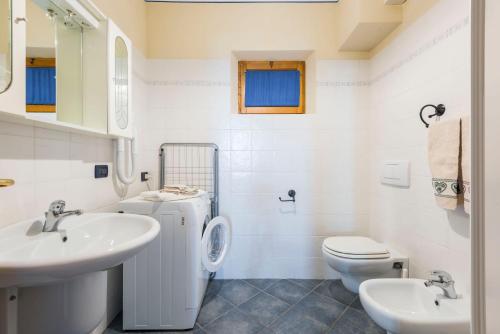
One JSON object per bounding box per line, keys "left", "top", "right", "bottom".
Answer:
{"left": 0, "top": 0, "right": 133, "bottom": 138}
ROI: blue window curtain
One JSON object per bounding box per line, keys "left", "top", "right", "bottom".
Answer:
{"left": 26, "top": 67, "right": 56, "bottom": 105}
{"left": 245, "top": 70, "right": 300, "bottom": 107}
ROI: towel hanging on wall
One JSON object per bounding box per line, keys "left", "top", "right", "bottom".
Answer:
{"left": 461, "top": 116, "right": 471, "bottom": 214}
{"left": 428, "top": 119, "right": 461, "bottom": 210}
{"left": 427, "top": 116, "right": 470, "bottom": 214}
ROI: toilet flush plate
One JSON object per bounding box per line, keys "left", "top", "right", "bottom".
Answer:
{"left": 380, "top": 160, "right": 410, "bottom": 187}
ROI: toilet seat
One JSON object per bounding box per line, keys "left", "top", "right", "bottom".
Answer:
{"left": 322, "top": 236, "right": 390, "bottom": 260}
{"left": 322, "top": 236, "right": 408, "bottom": 293}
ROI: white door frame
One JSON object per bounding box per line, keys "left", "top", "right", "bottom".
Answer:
{"left": 471, "top": 0, "right": 486, "bottom": 333}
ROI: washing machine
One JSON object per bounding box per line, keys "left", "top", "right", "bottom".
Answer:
{"left": 118, "top": 193, "right": 231, "bottom": 331}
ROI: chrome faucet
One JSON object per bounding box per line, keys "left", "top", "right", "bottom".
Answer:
{"left": 424, "top": 270, "right": 458, "bottom": 299}
{"left": 42, "top": 200, "right": 82, "bottom": 232}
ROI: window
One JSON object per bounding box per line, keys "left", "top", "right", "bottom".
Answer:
{"left": 26, "top": 58, "right": 56, "bottom": 113}
{"left": 238, "top": 61, "right": 305, "bottom": 114}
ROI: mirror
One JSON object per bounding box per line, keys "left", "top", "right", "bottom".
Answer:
{"left": 114, "top": 37, "right": 128, "bottom": 130}
{"left": 107, "top": 20, "right": 132, "bottom": 138}
{"left": 24, "top": 0, "right": 108, "bottom": 133}
{"left": 25, "top": 0, "right": 83, "bottom": 123}
{"left": 0, "top": 0, "right": 11, "bottom": 93}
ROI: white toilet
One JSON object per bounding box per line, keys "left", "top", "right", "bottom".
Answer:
{"left": 322, "top": 236, "right": 408, "bottom": 293}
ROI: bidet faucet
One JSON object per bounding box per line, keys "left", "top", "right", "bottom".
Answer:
{"left": 42, "top": 200, "right": 82, "bottom": 232}
{"left": 424, "top": 270, "right": 458, "bottom": 299}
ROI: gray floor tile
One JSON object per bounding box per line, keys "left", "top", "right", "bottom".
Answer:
{"left": 245, "top": 279, "right": 280, "bottom": 290}
{"left": 238, "top": 292, "right": 290, "bottom": 326}
{"left": 265, "top": 280, "right": 310, "bottom": 305}
{"left": 288, "top": 279, "right": 324, "bottom": 291}
{"left": 106, "top": 280, "right": 370, "bottom": 334}
{"left": 314, "top": 279, "right": 358, "bottom": 305}
{"left": 102, "top": 329, "right": 119, "bottom": 334}
{"left": 219, "top": 280, "right": 260, "bottom": 306}
{"left": 269, "top": 306, "right": 331, "bottom": 334}
{"left": 329, "top": 307, "right": 385, "bottom": 334}
{"left": 204, "top": 309, "right": 263, "bottom": 334}
{"left": 104, "top": 313, "right": 205, "bottom": 333}
{"left": 206, "top": 279, "right": 232, "bottom": 298}
{"left": 295, "top": 292, "right": 347, "bottom": 326}
{"left": 197, "top": 294, "right": 234, "bottom": 326}
{"left": 104, "top": 313, "right": 122, "bottom": 333}
{"left": 350, "top": 297, "right": 364, "bottom": 310}
{"left": 166, "top": 323, "right": 207, "bottom": 333}
{"left": 192, "top": 323, "right": 207, "bottom": 334}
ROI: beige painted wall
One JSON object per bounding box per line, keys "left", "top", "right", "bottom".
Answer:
{"left": 337, "top": 0, "right": 359, "bottom": 50}
{"left": 145, "top": 3, "right": 366, "bottom": 59}
{"left": 0, "top": 0, "right": 8, "bottom": 54}
{"left": 86, "top": 0, "right": 439, "bottom": 60}
{"left": 370, "top": 0, "right": 441, "bottom": 57}
{"left": 92, "top": 0, "right": 147, "bottom": 55}
{"left": 144, "top": 1, "right": 439, "bottom": 59}
{"left": 337, "top": 0, "right": 402, "bottom": 52}
{"left": 26, "top": 0, "right": 55, "bottom": 51}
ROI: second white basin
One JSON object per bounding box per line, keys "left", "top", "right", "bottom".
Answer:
{"left": 0, "top": 213, "right": 160, "bottom": 287}
{"left": 359, "top": 278, "right": 470, "bottom": 334}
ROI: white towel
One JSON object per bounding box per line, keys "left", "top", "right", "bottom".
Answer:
{"left": 140, "top": 190, "right": 203, "bottom": 202}
{"left": 428, "top": 119, "right": 461, "bottom": 210}
{"left": 161, "top": 184, "right": 200, "bottom": 195}
{"left": 460, "top": 116, "right": 471, "bottom": 214}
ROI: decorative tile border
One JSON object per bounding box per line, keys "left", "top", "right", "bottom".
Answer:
{"left": 147, "top": 80, "right": 230, "bottom": 87}
{"left": 317, "top": 80, "right": 370, "bottom": 87}
{"left": 133, "top": 70, "right": 148, "bottom": 84}
{"left": 369, "top": 16, "right": 470, "bottom": 86}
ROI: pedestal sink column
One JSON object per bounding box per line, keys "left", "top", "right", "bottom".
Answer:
{"left": 17, "top": 271, "right": 107, "bottom": 334}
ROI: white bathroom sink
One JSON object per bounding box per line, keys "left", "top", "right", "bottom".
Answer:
{"left": 359, "top": 278, "right": 470, "bottom": 334}
{"left": 0, "top": 213, "right": 160, "bottom": 287}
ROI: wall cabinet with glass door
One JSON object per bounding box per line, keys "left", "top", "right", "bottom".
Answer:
{"left": 0, "top": 0, "right": 133, "bottom": 138}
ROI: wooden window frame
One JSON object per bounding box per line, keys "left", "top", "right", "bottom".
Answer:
{"left": 238, "top": 61, "right": 305, "bottom": 114}
{"left": 26, "top": 57, "right": 56, "bottom": 113}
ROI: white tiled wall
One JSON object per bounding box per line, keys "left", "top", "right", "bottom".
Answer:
{"left": 367, "top": 0, "right": 471, "bottom": 294}
{"left": 0, "top": 48, "right": 148, "bottom": 229}
{"left": 0, "top": 0, "right": 471, "bottom": 287}
{"left": 140, "top": 59, "right": 370, "bottom": 278}
{"left": 140, "top": 0, "right": 472, "bottom": 281}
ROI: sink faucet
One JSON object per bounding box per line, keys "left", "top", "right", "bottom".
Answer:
{"left": 424, "top": 270, "right": 458, "bottom": 299}
{"left": 43, "top": 200, "right": 82, "bottom": 232}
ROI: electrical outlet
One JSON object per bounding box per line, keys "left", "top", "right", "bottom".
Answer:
{"left": 141, "top": 172, "right": 150, "bottom": 182}
{"left": 94, "top": 165, "right": 109, "bottom": 179}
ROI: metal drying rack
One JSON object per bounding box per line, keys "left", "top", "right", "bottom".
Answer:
{"left": 159, "top": 143, "right": 219, "bottom": 217}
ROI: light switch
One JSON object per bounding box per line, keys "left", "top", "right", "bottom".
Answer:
{"left": 380, "top": 160, "right": 410, "bottom": 187}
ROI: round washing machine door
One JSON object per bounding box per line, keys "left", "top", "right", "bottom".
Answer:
{"left": 201, "top": 216, "right": 231, "bottom": 272}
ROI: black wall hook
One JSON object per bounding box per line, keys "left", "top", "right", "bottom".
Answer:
{"left": 420, "top": 104, "right": 446, "bottom": 128}
{"left": 279, "top": 189, "right": 296, "bottom": 203}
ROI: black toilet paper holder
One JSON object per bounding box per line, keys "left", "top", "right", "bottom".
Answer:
{"left": 279, "top": 189, "right": 296, "bottom": 203}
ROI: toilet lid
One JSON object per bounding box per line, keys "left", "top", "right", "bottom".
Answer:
{"left": 323, "top": 236, "right": 390, "bottom": 258}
